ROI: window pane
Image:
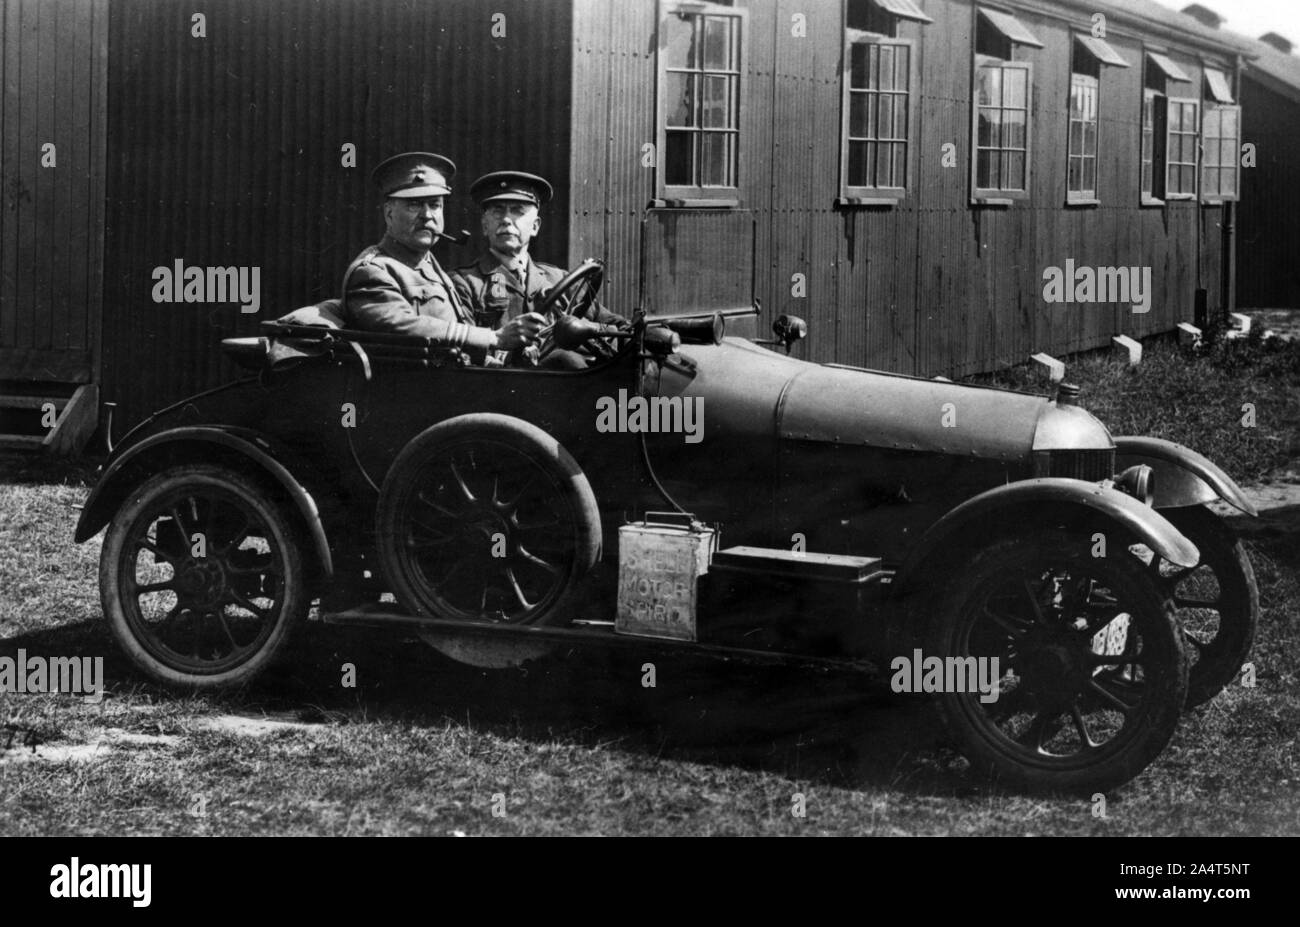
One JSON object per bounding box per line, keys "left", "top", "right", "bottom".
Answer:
{"left": 867, "top": 91, "right": 877, "bottom": 138}
{"left": 879, "top": 45, "right": 895, "bottom": 91}
{"left": 1069, "top": 157, "right": 1081, "bottom": 192}
{"left": 978, "top": 108, "right": 1000, "bottom": 149}
{"left": 703, "top": 16, "right": 732, "bottom": 69}
{"left": 1222, "top": 107, "right": 1238, "bottom": 136}
{"left": 864, "top": 141, "right": 878, "bottom": 187}
{"left": 1083, "top": 120, "right": 1096, "bottom": 156}
{"left": 850, "top": 91, "right": 869, "bottom": 137}
{"left": 663, "top": 14, "right": 695, "bottom": 69}
{"left": 1083, "top": 157, "right": 1095, "bottom": 193}
{"left": 701, "top": 75, "right": 731, "bottom": 128}
{"left": 870, "top": 44, "right": 881, "bottom": 90}
{"left": 848, "top": 140, "right": 867, "bottom": 186}
{"left": 978, "top": 151, "right": 999, "bottom": 188}
{"left": 1142, "top": 159, "right": 1152, "bottom": 194}
{"left": 1005, "top": 68, "right": 1027, "bottom": 108}
{"left": 1223, "top": 166, "right": 1237, "bottom": 196}
{"left": 977, "top": 66, "right": 1000, "bottom": 107}
{"left": 666, "top": 72, "right": 695, "bottom": 127}
{"left": 893, "top": 142, "right": 907, "bottom": 186}
{"left": 1203, "top": 108, "right": 1221, "bottom": 142}
{"left": 1003, "top": 109, "right": 1025, "bottom": 150}
{"left": 894, "top": 97, "right": 908, "bottom": 139}
{"left": 700, "top": 131, "right": 728, "bottom": 186}
{"left": 851, "top": 43, "right": 869, "bottom": 90}
{"left": 665, "top": 131, "right": 693, "bottom": 186}
{"left": 896, "top": 46, "right": 910, "bottom": 90}
{"left": 1070, "top": 120, "right": 1083, "bottom": 157}
{"left": 1005, "top": 151, "right": 1025, "bottom": 190}
{"left": 878, "top": 95, "right": 894, "bottom": 140}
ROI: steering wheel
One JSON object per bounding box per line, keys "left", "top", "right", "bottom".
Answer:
{"left": 538, "top": 259, "right": 604, "bottom": 320}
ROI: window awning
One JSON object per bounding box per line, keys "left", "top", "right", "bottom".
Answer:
{"left": 872, "top": 0, "right": 934, "bottom": 24}
{"left": 978, "top": 8, "right": 1044, "bottom": 48}
{"left": 1147, "top": 52, "right": 1192, "bottom": 83}
{"left": 1075, "top": 35, "right": 1130, "bottom": 68}
{"left": 1204, "top": 67, "right": 1235, "bottom": 103}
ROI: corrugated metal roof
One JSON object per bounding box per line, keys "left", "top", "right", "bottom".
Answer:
{"left": 1246, "top": 42, "right": 1300, "bottom": 97}
{"left": 1048, "top": 0, "right": 1258, "bottom": 56}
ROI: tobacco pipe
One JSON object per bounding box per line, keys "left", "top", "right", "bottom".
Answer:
{"left": 438, "top": 228, "right": 473, "bottom": 246}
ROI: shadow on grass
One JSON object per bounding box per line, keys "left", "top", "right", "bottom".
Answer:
{"left": 0, "top": 451, "right": 103, "bottom": 487}
{"left": 1, "top": 617, "right": 959, "bottom": 796}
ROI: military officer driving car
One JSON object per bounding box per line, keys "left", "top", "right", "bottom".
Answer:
{"left": 341, "top": 152, "right": 544, "bottom": 358}
{"left": 454, "top": 171, "right": 622, "bottom": 368}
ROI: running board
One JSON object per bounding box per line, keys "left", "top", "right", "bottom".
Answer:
{"left": 319, "top": 603, "right": 880, "bottom": 674}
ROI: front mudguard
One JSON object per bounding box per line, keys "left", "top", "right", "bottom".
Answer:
{"left": 74, "top": 425, "right": 334, "bottom": 581}
{"left": 1114, "top": 436, "right": 1257, "bottom": 516}
{"left": 894, "top": 478, "right": 1200, "bottom": 596}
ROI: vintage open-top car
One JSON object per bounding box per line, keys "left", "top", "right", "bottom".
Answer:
{"left": 75, "top": 261, "right": 1259, "bottom": 793}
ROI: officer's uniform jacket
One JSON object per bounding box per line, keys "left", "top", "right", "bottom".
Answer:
{"left": 453, "top": 252, "right": 624, "bottom": 327}
{"left": 452, "top": 253, "right": 565, "bottom": 327}
{"left": 342, "top": 233, "right": 497, "bottom": 354}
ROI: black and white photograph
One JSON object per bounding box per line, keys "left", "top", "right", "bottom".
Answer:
{"left": 0, "top": 0, "right": 1296, "bottom": 861}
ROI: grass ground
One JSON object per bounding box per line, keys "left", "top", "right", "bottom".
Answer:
{"left": 1, "top": 334, "right": 1298, "bottom": 836}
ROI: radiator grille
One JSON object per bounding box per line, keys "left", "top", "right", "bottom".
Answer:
{"left": 1048, "top": 448, "right": 1116, "bottom": 482}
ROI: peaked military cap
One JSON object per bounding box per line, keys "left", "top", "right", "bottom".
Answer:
{"left": 470, "top": 171, "right": 554, "bottom": 208}
{"left": 372, "top": 152, "right": 456, "bottom": 198}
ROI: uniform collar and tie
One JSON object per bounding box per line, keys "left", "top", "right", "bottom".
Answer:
{"left": 376, "top": 233, "right": 473, "bottom": 322}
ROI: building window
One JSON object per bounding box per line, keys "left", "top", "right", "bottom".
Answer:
{"left": 1202, "top": 67, "right": 1240, "bottom": 203}
{"left": 1068, "top": 72, "right": 1098, "bottom": 201}
{"left": 971, "top": 7, "right": 1042, "bottom": 204}
{"left": 1068, "top": 36, "right": 1129, "bottom": 204}
{"left": 657, "top": 0, "right": 747, "bottom": 206}
{"left": 840, "top": 1, "right": 931, "bottom": 204}
{"left": 1166, "top": 98, "right": 1200, "bottom": 198}
{"left": 1141, "top": 51, "right": 1192, "bottom": 204}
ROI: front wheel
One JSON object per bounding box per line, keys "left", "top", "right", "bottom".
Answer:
{"left": 1135, "top": 506, "right": 1258, "bottom": 707}
{"left": 99, "top": 464, "right": 310, "bottom": 688}
{"left": 927, "top": 529, "right": 1188, "bottom": 794}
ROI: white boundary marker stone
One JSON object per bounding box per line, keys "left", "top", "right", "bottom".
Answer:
{"left": 1030, "top": 352, "right": 1065, "bottom": 384}
{"left": 1229, "top": 312, "right": 1252, "bottom": 334}
{"left": 1111, "top": 334, "right": 1142, "bottom": 366}
{"left": 1176, "top": 322, "right": 1202, "bottom": 348}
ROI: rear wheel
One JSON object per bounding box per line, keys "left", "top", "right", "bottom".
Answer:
{"left": 927, "top": 529, "right": 1188, "bottom": 794}
{"left": 100, "top": 464, "right": 309, "bottom": 688}
{"left": 376, "top": 414, "right": 600, "bottom": 627}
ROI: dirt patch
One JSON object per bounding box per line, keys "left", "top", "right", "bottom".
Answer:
{"left": 194, "top": 714, "right": 324, "bottom": 738}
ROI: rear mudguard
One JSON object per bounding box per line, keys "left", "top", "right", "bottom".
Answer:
{"left": 1114, "top": 436, "right": 1257, "bottom": 516}
{"left": 894, "top": 477, "right": 1199, "bottom": 593}
{"left": 74, "top": 425, "right": 334, "bottom": 579}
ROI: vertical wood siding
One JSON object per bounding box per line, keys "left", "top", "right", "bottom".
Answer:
{"left": 570, "top": 0, "right": 1228, "bottom": 378}
{"left": 102, "top": 0, "right": 573, "bottom": 428}
{"left": 0, "top": 0, "right": 107, "bottom": 383}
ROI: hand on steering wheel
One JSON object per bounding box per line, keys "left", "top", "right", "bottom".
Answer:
{"left": 536, "top": 259, "right": 615, "bottom": 361}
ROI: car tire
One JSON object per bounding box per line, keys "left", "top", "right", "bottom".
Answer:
{"left": 1154, "top": 505, "right": 1259, "bottom": 708}
{"left": 926, "top": 528, "right": 1188, "bottom": 794}
{"left": 100, "top": 464, "right": 309, "bottom": 689}
{"left": 375, "top": 413, "right": 601, "bottom": 626}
